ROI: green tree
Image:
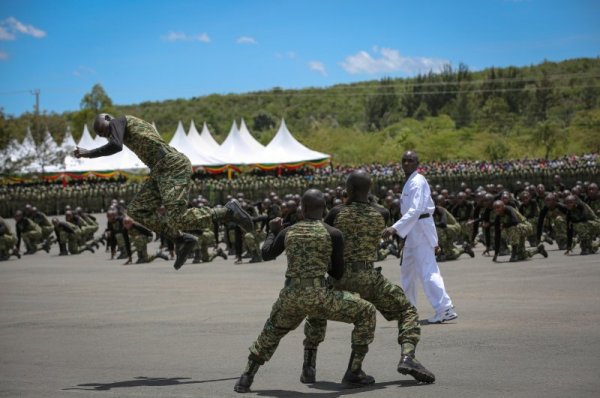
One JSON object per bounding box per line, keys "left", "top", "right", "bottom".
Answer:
{"left": 70, "top": 84, "right": 116, "bottom": 137}
{"left": 252, "top": 111, "right": 276, "bottom": 131}
{"left": 530, "top": 119, "right": 567, "bottom": 159}
{"left": 365, "top": 77, "right": 399, "bottom": 131}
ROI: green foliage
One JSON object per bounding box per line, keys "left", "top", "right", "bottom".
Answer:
{"left": 2, "top": 58, "right": 599, "bottom": 165}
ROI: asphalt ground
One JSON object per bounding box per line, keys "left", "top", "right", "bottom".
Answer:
{"left": 1, "top": 215, "right": 599, "bottom": 397}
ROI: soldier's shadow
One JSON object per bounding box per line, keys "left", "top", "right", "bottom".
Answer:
{"left": 254, "top": 379, "right": 422, "bottom": 397}
{"left": 62, "top": 375, "right": 238, "bottom": 391}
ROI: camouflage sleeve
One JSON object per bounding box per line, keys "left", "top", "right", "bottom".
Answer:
{"left": 323, "top": 224, "right": 344, "bottom": 280}
{"left": 261, "top": 227, "right": 289, "bottom": 261}
{"left": 132, "top": 222, "right": 153, "bottom": 237}
{"left": 59, "top": 221, "right": 76, "bottom": 234}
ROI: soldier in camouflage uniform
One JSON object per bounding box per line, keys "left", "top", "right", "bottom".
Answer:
{"left": 434, "top": 195, "right": 474, "bottom": 261}
{"left": 0, "top": 216, "right": 20, "bottom": 260}
{"left": 305, "top": 170, "right": 435, "bottom": 385}
{"left": 51, "top": 217, "right": 95, "bottom": 255}
{"left": 25, "top": 205, "right": 55, "bottom": 246}
{"left": 234, "top": 189, "right": 377, "bottom": 393}
{"left": 75, "top": 113, "right": 253, "bottom": 270}
{"left": 14, "top": 210, "right": 49, "bottom": 255}
{"left": 563, "top": 195, "right": 599, "bottom": 255}
{"left": 585, "top": 183, "right": 600, "bottom": 218}
{"left": 491, "top": 201, "right": 547, "bottom": 262}
{"left": 191, "top": 226, "right": 227, "bottom": 263}
{"left": 450, "top": 191, "right": 474, "bottom": 246}
{"left": 518, "top": 190, "right": 540, "bottom": 246}
{"left": 122, "top": 216, "right": 169, "bottom": 264}
{"left": 537, "top": 194, "right": 569, "bottom": 250}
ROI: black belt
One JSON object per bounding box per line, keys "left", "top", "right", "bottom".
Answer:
{"left": 347, "top": 261, "right": 374, "bottom": 271}
{"left": 419, "top": 213, "right": 431, "bottom": 219}
{"left": 285, "top": 277, "right": 327, "bottom": 288}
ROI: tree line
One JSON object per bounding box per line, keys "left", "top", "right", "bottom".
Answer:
{"left": 1, "top": 57, "right": 599, "bottom": 168}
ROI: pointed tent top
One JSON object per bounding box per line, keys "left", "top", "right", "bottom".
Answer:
{"left": 61, "top": 126, "right": 77, "bottom": 149}
{"left": 169, "top": 121, "right": 188, "bottom": 149}
{"left": 78, "top": 124, "right": 96, "bottom": 148}
{"left": 262, "top": 118, "right": 330, "bottom": 164}
{"left": 238, "top": 118, "right": 265, "bottom": 151}
{"left": 169, "top": 120, "right": 222, "bottom": 166}
{"left": 199, "top": 122, "right": 220, "bottom": 150}
{"left": 188, "top": 120, "right": 200, "bottom": 137}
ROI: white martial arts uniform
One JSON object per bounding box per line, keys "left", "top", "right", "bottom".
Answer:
{"left": 391, "top": 170, "right": 454, "bottom": 314}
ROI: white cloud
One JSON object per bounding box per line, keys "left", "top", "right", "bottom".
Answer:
{"left": 237, "top": 36, "right": 257, "bottom": 45}
{"left": 340, "top": 46, "right": 448, "bottom": 75}
{"left": 162, "top": 31, "right": 210, "bottom": 42}
{"left": 0, "top": 26, "right": 15, "bottom": 40}
{"left": 308, "top": 61, "right": 327, "bottom": 76}
{"left": 6, "top": 17, "right": 46, "bottom": 38}
{"left": 73, "top": 66, "right": 96, "bottom": 78}
{"left": 0, "top": 50, "right": 8, "bottom": 60}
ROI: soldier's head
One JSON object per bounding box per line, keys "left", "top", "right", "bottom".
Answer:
{"left": 32, "top": 206, "right": 38, "bottom": 214}
{"left": 286, "top": 200, "right": 298, "bottom": 214}
{"left": 75, "top": 206, "right": 83, "bottom": 214}
{"left": 107, "top": 209, "right": 117, "bottom": 221}
{"left": 435, "top": 195, "right": 445, "bottom": 207}
{"left": 519, "top": 191, "right": 531, "bottom": 204}
{"left": 483, "top": 193, "right": 495, "bottom": 208}
{"left": 93, "top": 113, "right": 114, "bottom": 138}
{"left": 588, "top": 183, "right": 598, "bottom": 198}
{"left": 564, "top": 195, "right": 577, "bottom": 210}
{"left": 301, "top": 189, "right": 325, "bottom": 220}
{"left": 14, "top": 210, "right": 23, "bottom": 221}
{"left": 122, "top": 216, "right": 133, "bottom": 230}
{"left": 51, "top": 217, "right": 59, "bottom": 226}
{"left": 537, "top": 184, "right": 546, "bottom": 195}
{"left": 501, "top": 191, "right": 511, "bottom": 205}
{"left": 553, "top": 174, "right": 562, "bottom": 184}
{"left": 346, "top": 169, "right": 371, "bottom": 202}
{"left": 24, "top": 204, "right": 33, "bottom": 215}
{"left": 401, "top": 151, "right": 419, "bottom": 176}
{"left": 65, "top": 210, "right": 73, "bottom": 221}
{"left": 492, "top": 200, "right": 506, "bottom": 216}
{"left": 262, "top": 198, "right": 272, "bottom": 210}
{"left": 544, "top": 193, "right": 557, "bottom": 208}
{"left": 456, "top": 191, "right": 467, "bottom": 204}
{"left": 571, "top": 185, "right": 583, "bottom": 198}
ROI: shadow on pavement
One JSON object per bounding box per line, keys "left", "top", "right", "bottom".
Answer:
{"left": 62, "top": 375, "right": 239, "bottom": 391}
{"left": 254, "top": 379, "right": 424, "bottom": 397}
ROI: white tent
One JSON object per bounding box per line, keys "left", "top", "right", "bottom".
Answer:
{"left": 188, "top": 120, "right": 220, "bottom": 154}
{"left": 208, "top": 120, "right": 266, "bottom": 165}
{"left": 261, "top": 119, "right": 330, "bottom": 164}
{"left": 169, "top": 121, "right": 221, "bottom": 166}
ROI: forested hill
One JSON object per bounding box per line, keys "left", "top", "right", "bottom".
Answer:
{"left": 2, "top": 57, "right": 599, "bottom": 165}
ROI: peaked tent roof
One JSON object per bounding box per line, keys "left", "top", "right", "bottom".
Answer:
{"left": 208, "top": 120, "right": 267, "bottom": 165}
{"left": 199, "top": 122, "right": 220, "bottom": 151}
{"left": 261, "top": 119, "right": 330, "bottom": 164}
{"left": 187, "top": 120, "right": 220, "bottom": 155}
{"left": 169, "top": 121, "right": 221, "bottom": 166}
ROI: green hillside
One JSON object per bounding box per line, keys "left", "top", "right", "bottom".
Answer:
{"left": 2, "top": 57, "right": 599, "bottom": 167}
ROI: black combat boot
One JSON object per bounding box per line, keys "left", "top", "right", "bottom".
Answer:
{"left": 216, "top": 247, "right": 228, "bottom": 260}
{"left": 192, "top": 249, "right": 202, "bottom": 264}
{"left": 58, "top": 243, "right": 69, "bottom": 256}
{"left": 537, "top": 244, "right": 548, "bottom": 258}
{"left": 173, "top": 233, "right": 198, "bottom": 270}
{"left": 83, "top": 244, "right": 95, "bottom": 254}
{"left": 234, "top": 357, "right": 261, "bottom": 393}
{"left": 300, "top": 348, "right": 317, "bottom": 384}
{"left": 397, "top": 353, "right": 435, "bottom": 383}
{"left": 224, "top": 199, "right": 254, "bottom": 232}
{"left": 463, "top": 244, "right": 475, "bottom": 258}
{"left": 509, "top": 246, "right": 519, "bottom": 262}
{"left": 341, "top": 350, "right": 375, "bottom": 388}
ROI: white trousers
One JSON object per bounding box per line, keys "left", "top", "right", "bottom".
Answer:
{"left": 401, "top": 243, "right": 453, "bottom": 314}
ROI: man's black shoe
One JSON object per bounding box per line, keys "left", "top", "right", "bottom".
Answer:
{"left": 464, "top": 244, "right": 475, "bottom": 258}
{"left": 173, "top": 233, "right": 198, "bottom": 270}
{"left": 397, "top": 354, "right": 435, "bottom": 383}
{"left": 155, "top": 251, "right": 169, "bottom": 261}
{"left": 234, "top": 373, "right": 253, "bottom": 393}
{"left": 217, "top": 247, "right": 228, "bottom": 260}
{"left": 341, "top": 369, "right": 375, "bottom": 387}
{"left": 300, "top": 366, "right": 316, "bottom": 384}
{"left": 225, "top": 199, "right": 254, "bottom": 232}
{"left": 538, "top": 244, "right": 548, "bottom": 258}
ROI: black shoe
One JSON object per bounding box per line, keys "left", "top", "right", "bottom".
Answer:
{"left": 249, "top": 256, "right": 262, "bottom": 263}
{"left": 42, "top": 243, "right": 51, "bottom": 253}
{"left": 225, "top": 199, "right": 254, "bottom": 232}
{"left": 538, "top": 244, "right": 548, "bottom": 258}
{"left": 217, "top": 247, "right": 228, "bottom": 260}
{"left": 234, "top": 373, "right": 254, "bottom": 393}
{"left": 117, "top": 252, "right": 128, "bottom": 259}
{"left": 173, "top": 233, "right": 198, "bottom": 270}
{"left": 464, "top": 244, "right": 475, "bottom": 258}
{"left": 135, "top": 258, "right": 146, "bottom": 264}
{"left": 59, "top": 251, "right": 69, "bottom": 256}
{"left": 12, "top": 250, "right": 21, "bottom": 259}
{"left": 397, "top": 354, "right": 435, "bottom": 383}
{"left": 300, "top": 366, "right": 316, "bottom": 384}
{"left": 342, "top": 369, "right": 375, "bottom": 387}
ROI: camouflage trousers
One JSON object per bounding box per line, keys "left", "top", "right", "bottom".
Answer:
{"left": 131, "top": 234, "right": 153, "bottom": 262}
{"left": 59, "top": 230, "right": 88, "bottom": 255}
{"left": 127, "top": 152, "right": 222, "bottom": 239}
{"left": 0, "top": 233, "right": 17, "bottom": 254}
{"left": 458, "top": 221, "right": 473, "bottom": 244}
{"left": 545, "top": 215, "right": 567, "bottom": 249}
{"left": 250, "top": 284, "right": 376, "bottom": 362}
{"left": 572, "top": 221, "right": 600, "bottom": 250}
{"left": 21, "top": 229, "right": 42, "bottom": 252}
{"left": 244, "top": 231, "right": 262, "bottom": 259}
{"left": 503, "top": 222, "right": 537, "bottom": 259}
{"left": 40, "top": 226, "right": 54, "bottom": 242}
{"left": 195, "top": 230, "right": 217, "bottom": 262}
{"left": 305, "top": 267, "right": 420, "bottom": 355}
{"left": 437, "top": 225, "right": 463, "bottom": 260}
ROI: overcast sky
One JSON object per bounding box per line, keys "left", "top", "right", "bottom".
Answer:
{"left": 0, "top": 0, "right": 598, "bottom": 116}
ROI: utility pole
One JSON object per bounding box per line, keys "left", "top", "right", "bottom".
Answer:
{"left": 31, "top": 88, "right": 40, "bottom": 116}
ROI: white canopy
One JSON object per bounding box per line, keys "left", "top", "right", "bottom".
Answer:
{"left": 261, "top": 119, "right": 330, "bottom": 164}
{"left": 207, "top": 120, "right": 267, "bottom": 165}
{"left": 188, "top": 120, "right": 220, "bottom": 154}
{"left": 169, "top": 121, "right": 221, "bottom": 166}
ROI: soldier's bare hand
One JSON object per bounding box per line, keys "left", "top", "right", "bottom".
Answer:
{"left": 434, "top": 246, "right": 441, "bottom": 256}
{"left": 269, "top": 217, "right": 283, "bottom": 234}
{"left": 74, "top": 147, "right": 89, "bottom": 158}
{"left": 382, "top": 227, "right": 396, "bottom": 239}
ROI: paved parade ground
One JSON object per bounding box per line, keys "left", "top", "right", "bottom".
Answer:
{"left": 1, "top": 234, "right": 599, "bottom": 398}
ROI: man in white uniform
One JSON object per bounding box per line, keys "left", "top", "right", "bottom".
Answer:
{"left": 383, "top": 151, "right": 458, "bottom": 324}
